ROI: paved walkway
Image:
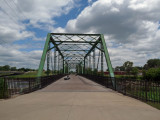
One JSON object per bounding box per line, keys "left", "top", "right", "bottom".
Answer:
{"left": 0, "top": 75, "right": 160, "bottom": 120}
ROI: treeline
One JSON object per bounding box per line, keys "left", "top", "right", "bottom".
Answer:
{"left": 115, "top": 59, "right": 160, "bottom": 81}
{"left": 0, "top": 65, "right": 36, "bottom": 72}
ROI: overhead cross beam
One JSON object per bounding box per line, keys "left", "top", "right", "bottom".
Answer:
{"left": 50, "top": 37, "right": 64, "bottom": 58}
{"left": 84, "top": 37, "right": 101, "bottom": 59}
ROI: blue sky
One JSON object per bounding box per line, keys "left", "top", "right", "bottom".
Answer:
{"left": 14, "top": 0, "right": 94, "bottom": 52}
{"left": 0, "top": 0, "right": 160, "bottom": 69}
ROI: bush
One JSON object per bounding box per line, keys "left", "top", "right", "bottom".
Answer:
{"left": 144, "top": 68, "right": 160, "bottom": 81}
{"left": 131, "top": 67, "right": 139, "bottom": 78}
{"left": 0, "top": 78, "right": 8, "bottom": 98}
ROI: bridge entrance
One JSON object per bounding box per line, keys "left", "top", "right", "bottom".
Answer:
{"left": 37, "top": 33, "right": 114, "bottom": 76}
{"left": 37, "top": 33, "right": 115, "bottom": 87}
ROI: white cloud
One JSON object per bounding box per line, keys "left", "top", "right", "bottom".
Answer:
{"left": 0, "top": 0, "right": 76, "bottom": 44}
{"left": 0, "top": 0, "right": 77, "bottom": 68}
{"left": 63, "top": 0, "right": 160, "bottom": 67}
{"left": 17, "top": 0, "right": 75, "bottom": 30}
{"left": 0, "top": 44, "right": 42, "bottom": 69}
{"left": 1, "top": 0, "right": 160, "bottom": 69}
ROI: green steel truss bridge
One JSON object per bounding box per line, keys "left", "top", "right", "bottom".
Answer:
{"left": 37, "top": 33, "right": 115, "bottom": 85}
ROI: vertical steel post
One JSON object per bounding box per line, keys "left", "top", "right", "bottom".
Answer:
{"left": 84, "top": 58, "right": 85, "bottom": 74}
{"left": 68, "top": 64, "right": 69, "bottom": 74}
{"left": 47, "top": 43, "right": 50, "bottom": 76}
{"left": 89, "top": 54, "right": 91, "bottom": 69}
{"left": 82, "top": 63, "right": 83, "bottom": 74}
{"left": 37, "top": 33, "right": 51, "bottom": 77}
{"left": 101, "top": 43, "right": 103, "bottom": 76}
{"left": 86, "top": 58, "right": 88, "bottom": 74}
{"left": 58, "top": 53, "right": 60, "bottom": 74}
{"left": 78, "top": 64, "right": 79, "bottom": 74}
{"left": 54, "top": 48, "right": 56, "bottom": 74}
{"left": 93, "top": 49, "right": 95, "bottom": 70}
{"left": 63, "top": 58, "right": 65, "bottom": 74}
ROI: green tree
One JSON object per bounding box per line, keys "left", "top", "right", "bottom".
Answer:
{"left": 123, "top": 61, "right": 133, "bottom": 75}
{"left": 115, "top": 66, "right": 125, "bottom": 71}
{"left": 93, "top": 68, "right": 97, "bottom": 74}
{"left": 3, "top": 65, "right": 10, "bottom": 71}
{"left": 0, "top": 66, "right": 3, "bottom": 71}
{"left": 11, "top": 67, "right": 17, "bottom": 71}
{"left": 131, "top": 67, "right": 139, "bottom": 77}
{"left": 144, "top": 68, "right": 160, "bottom": 81}
{"left": 144, "top": 59, "right": 160, "bottom": 70}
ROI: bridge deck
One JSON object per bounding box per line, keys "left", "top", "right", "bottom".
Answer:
{"left": 39, "top": 74, "right": 112, "bottom": 92}
{"left": 0, "top": 75, "right": 160, "bottom": 120}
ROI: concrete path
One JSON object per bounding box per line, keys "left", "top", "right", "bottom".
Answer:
{"left": 0, "top": 75, "right": 160, "bottom": 120}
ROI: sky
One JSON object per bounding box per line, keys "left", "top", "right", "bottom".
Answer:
{"left": 0, "top": 0, "right": 160, "bottom": 69}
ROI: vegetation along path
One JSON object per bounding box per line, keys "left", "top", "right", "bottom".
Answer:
{"left": 0, "top": 75, "right": 160, "bottom": 120}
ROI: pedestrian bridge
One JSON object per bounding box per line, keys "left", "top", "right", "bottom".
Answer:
{"left": 1, "top": 75, "right": 160, "bottom": 120}
{"left": 0, "top": 33, "right": 160, "bottom": 120}
{"left": 39, "top": 74, "right": 111, "bottom": 92}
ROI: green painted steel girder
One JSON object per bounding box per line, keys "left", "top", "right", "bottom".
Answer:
{"left": 47, "top": 42, "right": 63, "bottom": 51}
{"left": 53, "top": 41, "right": 97, "bottom": 43}
{"left": 61, "top": 50, "right": 89, "bottom": 51}
{"left": 37, "top": 33, "right": 51, "bottom": 77}
{"left": 100, "top": 34, "right": 115, "bottom": 88}
{"left": 50, "top": 37, "right": 64, "bottom": 58}
{"left": 84, "top": 37, "right": 101, "bottom": 59}
{"left": 100, "top": 34, "right": 114, "bottom": 77}
{"left": 51, "top": 33, "right": 100, "bottom": 36}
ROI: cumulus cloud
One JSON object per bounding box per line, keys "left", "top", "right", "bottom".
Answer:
{"left": 63, "top": 0, "right": 160, "bottom": 67}
{"left": 0, "top": 44, "right": 42, "bottom": 68}
{"left": 0, "top": 0, "right": 160, "bottom": 69}
{"left": 17, "top": 0, "right": 75, "bottom": 30}
{"left": 0, "top": 0, "right": 77, "bottom": 68}
{"left": 0, "top": 0, "right": 76, "bottom": 44}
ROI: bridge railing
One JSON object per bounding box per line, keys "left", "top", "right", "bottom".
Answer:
{"left": 0, "top": 74, "right": 66, "bottom": 99}
{"left": 81, "top": 74, "right": 113, "bottom": 89}
{"left": 80, "top": 74, "right": 160, "bottom": 103}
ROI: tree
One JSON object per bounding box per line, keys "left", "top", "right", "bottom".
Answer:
{"left": 144, "top": 59, "right": 160, "bottom": 70}
{"left": 0, "top": 66, "right": 3, "bottom": 71}
{"left": 93, "top": 68, "right": 97, "bottom": 74}
{"left": 135, "top": 66, "right": 143, "bottom": 70}
{"left": 123, "top": 61, "right": 133, "bottom": 75}
{"left": 115, "top": 66, "right": 120, "bottom": 71}
{"left": 131, "top": 67, "right": 139, "bottom": 77}
{"left": 115, "top": 66, "right": 125, "bottom": 71}
{"left": 11, "top": 67, "right": 17, "bottom": 71}
{"left": 144, "top": 68, "right": 160, "bottom": 81}
{"left": 3, "top": 65, "right": 10, "bottom": 71}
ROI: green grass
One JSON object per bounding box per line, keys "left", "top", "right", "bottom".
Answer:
{"left": 124, "top": 87, "right": 160, "bottom": 110}
{"left": 126, "top": 86, "right": 160, "bottom": 101}
{"left": 10, "top": 71, "right": 47, "bottom": 78}
{"left": 146, "top": 102, "right": 160, "bottom": 110}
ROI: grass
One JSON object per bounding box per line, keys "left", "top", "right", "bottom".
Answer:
{"left": 146, "top": 102, "right": 160, "bottom": 110}
{"left": 10, "top": 71, "right": 61, "bottom": 78}
{"left": 10, "top": 71, "right": 46, "bottom": 78}
{"left": 123, "top": 86, "right": 160, "bottom": 110}
{"left": 127, "top": 90, "right": 160, "bottom": 102}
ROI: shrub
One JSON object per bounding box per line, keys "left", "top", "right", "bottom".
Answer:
{"left": 0, "top": 78, "right": 8, "bottom": 98}
{"left": 131, "top": 67, "right": 139, "bottom": 78}
{"left": 144, "top": 68, "right": 160, "bottom": 81}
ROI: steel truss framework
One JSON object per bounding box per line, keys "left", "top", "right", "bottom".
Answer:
{"left": 37, "top": 33, "right": 115, "bottom": 79}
